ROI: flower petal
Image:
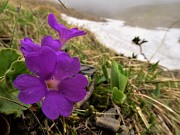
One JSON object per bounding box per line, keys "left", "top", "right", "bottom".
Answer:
{"left": 48, "top": 13, "right": 66, "bottom": 31}
{"left": 48, "top": 13, "right": 86, "bottom": 44}
{"left": 20, "top": 38, "right": 40, "bottom": 57}
{"left": 41, "top": 36, "right": 62, "bottom": 51}
{"left": 59, "top": 74, "right": 87, "bottom": 102}
{"left": 25, "top": 46, "right": 57, "bottom": 80}
{"left": 68, "top": 27, "right": 86, "bottom": 39}
{"left": 59, "top": 27, "right": 86, "bottom": 45}
{"left": 54, "top": 53, "right": 80, "bottom": 80}
{"left": 13, "top": 74, "right": 46, "bottom": 104}
{"left": 42, "top": 91, "right": 73, "bottom": 120}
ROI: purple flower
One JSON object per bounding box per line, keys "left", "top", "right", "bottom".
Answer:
{"left": 20, "top": 36, "right": 63, "bottom": 57}
{"left": 13, "top": 46, "right": 88, "bottom": 120}
{"left": 48, "top": 13, "right": 86, "bottom": 45}
{"left": 20, "top": 38, "right": 40, "bottom": 57}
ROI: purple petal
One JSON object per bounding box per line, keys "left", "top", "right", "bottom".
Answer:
{"left": 42, "top": 91, "right": 73, "bottom": 120}
{"left": 54, "top": 53, "right": 80, "bottom": 80}
{"left": 20, "top": 38, "right": 40, "bottom": 57}
{"left": 48, "top": 13, "right": 86, "bottom": 44}
{"left": 68, "top": 27, "right": 86, "bottom": 39}
{"left": 59, "top": 27, "right": 86, "bottom": 45}
{"left": 13, "top": 74, "right": 46, "bottom": 104}
{"left": 59, "top": 74, "right": 87, "bottom": 102}
{"left": 48, "top": 13, "right": 66, "bottom": 31}
{"left": 25, "top": 46, "right": 57, "bottom": 80}
{"left": 41, "top": 36, "right": 62, "bottom": 51}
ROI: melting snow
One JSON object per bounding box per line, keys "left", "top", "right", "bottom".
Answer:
{"left": 62, "top": 14, "right": 180, "bottom": 70}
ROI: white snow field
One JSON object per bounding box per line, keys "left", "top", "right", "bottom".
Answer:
{"left": 62, "top": 14, "right": 180, "bottom": 70}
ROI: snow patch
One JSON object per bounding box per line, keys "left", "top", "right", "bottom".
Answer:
{"left": 62, "top": 14, "right": 180, "bottom": 70}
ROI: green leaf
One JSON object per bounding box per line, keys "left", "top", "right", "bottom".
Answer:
{"left": 0, "top": 88, "right": 28, "bottom": 117}
{"left": 119, "top": 73, "right": 128, "bottom": 93}
{"left": 112, "top": 87, "right": 127, "bottom": 105}
{"left": 102, "top": 64, "right": 109, "bottom": 81}
{"left": 153, "top": 84, "right": 160, "bottom": 98}
{"left": 0, "top": 0, "right": 9, "bottom": 15}
{"left": 111, "top": 61, "right": 128, "bottom": 92}
{"left": 118, "top": 64, "right": 124, "bottom": 74}
{"left": 144, "top": 61, "right": 159, "bottom": 81}
{"left": 0, "top": 58, "right": 30, "bottom": 116}
{"left": 0, "top": 48, "right": 20, "bottom": 77}
{"left": 97, "top": 76, "right": 106, "bottom": 84}
{"left": 149, "top": 72, "right": 160, "bottom": 81}
{"left": 5, "top": 60, "right": 30, "bottom": 89}
{"left": 111, "top": 61, "right": 120, "bottom": 89}
{"left": 148, "top": 61, "right": 159, "bottom": 74}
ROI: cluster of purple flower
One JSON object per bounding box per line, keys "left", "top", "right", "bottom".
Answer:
{"left": 13, "top": 14, "right": 88, "bottom": 120}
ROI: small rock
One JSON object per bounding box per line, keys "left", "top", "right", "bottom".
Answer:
{"left": 96, "top": 116, "right": 120, "bottom": 132}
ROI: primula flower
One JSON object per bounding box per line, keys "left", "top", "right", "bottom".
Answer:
{"left": 48, "top": 13, "right": 86, "bottom": 45}
{"left": 20, "top": 36, "right": 62, "bottom": 57}
{"left": 13, "top": 46, "right": 88, "bottom": 120}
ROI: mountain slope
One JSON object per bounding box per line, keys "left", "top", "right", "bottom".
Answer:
{"left": 113, "top": 2, "right": 180, "bottom": 29}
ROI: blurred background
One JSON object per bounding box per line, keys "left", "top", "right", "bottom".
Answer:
{"left": 57, "top": 0, "right": 180, "bottom": 28}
